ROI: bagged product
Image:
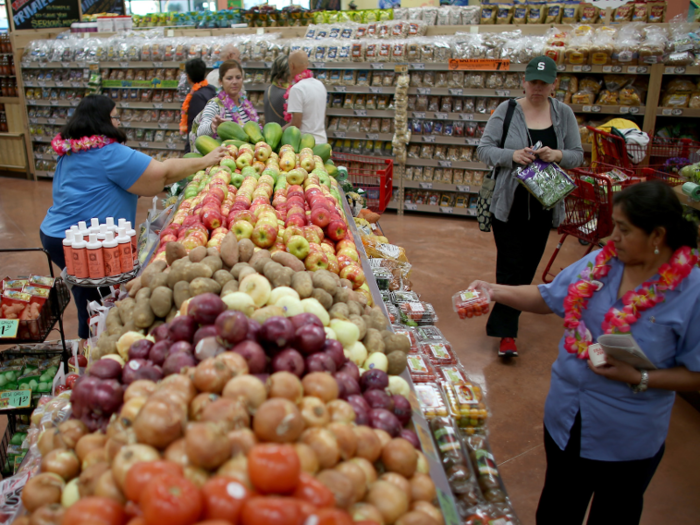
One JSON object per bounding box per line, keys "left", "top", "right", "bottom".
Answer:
{"left": 496, "top": 5, "right": 514, "bottom": 25}
{"left": 546, "top": 3, "right": 563, "bottom": 23}
{"left": 481, "top": 5, "right": 498, "bottom": 25}
{"left": 527, "top": 3, "right": 546, "bottom": 24}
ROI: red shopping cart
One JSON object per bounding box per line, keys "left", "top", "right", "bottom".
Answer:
{"left": 588, "top": 126, "right": 700, "bottom": 177}
{"left": 641, "top": 167, "right": 688, "bottom": 187}
{"left": 331, "top": 152, "right": 393, "bottom": 213}
{"left": 541, "top": 164, "right": 639, "bottom": 283}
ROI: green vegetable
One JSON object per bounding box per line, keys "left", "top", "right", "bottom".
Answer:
{"left": 263, "top": 122, "right": 282, "bottom": 150}
{"left": 281, "top": 126, "right": 301, "bottom": 153}
{"left": 194, "top": 135, "right": 222, "bottom": 155}
{"left": 313, "top": 143, "right": 332, "bottom": 163}
{"left": 218, "top": 121, "right": 249, "bottom": 142}
{"left": 243, "top": 121, "right": 264, "bottom": 144}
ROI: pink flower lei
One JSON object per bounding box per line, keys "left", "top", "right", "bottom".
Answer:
{"left": 283, "top": 69, "right": 314, "bottom": 123}
{"left": 51, "top": 134, "right": 117, "bottom": 156}
{"left": 563, "top": 241, "right": 700, "bottom": 359}
{"left": 217, "top": 92, "right": 258, "bottom": 125}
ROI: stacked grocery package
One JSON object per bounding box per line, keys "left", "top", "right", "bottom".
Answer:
{"left": 358, "top": 221, "right": 520, "bottom": 524}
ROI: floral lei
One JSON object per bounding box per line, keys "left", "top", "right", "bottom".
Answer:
{"left": 217, "top": 91, "right": 257, "bottom": 125}
{"left": 180, "top": 79, "right": 209, "bottom": 134}
{"left": 52, "top": 134, "right": 117, "bottom": 156}
{"left": 564, "top": 241, "right": 699, "bottom": 359}
{"left": 283, "top": 69, "right": 314, "bottom": 123}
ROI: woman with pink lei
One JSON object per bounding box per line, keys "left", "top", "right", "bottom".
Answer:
{"left": 470, "top": 182, "right": 700, "bottom": 525}
{"left": 41, "top": 95, "right": 225, "bottom": 343}
{"left": 191, "top": 60, "right": 259, "bottom": 151}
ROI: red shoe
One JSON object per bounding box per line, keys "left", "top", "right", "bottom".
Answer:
{"left": 498, "top": 338, "right": 518, "bottom": 358}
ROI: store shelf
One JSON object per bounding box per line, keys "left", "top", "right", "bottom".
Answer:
{"left": 32, "top": 136, "right": 53, "bottom": 143}
{"left": 656, "top": 107, "right": 700, "bottom": 118}
{"left": 21, "top": 61, "right": 183, "bottom": 69}
{"left": 120, "top": 121, "right": 180, "bottom": 130}
{"left": 35, "top": 170, "right": 54, "bottom": 178}
{"left": 405, "top": 157, "right": 488, "bottom": 170}
{"left": 387, "top": 200, "right": 477, "bottom": 216}
{"left": 408, "top": 87, "right": 514, "bottom": 97}
{"left": 326, "top": 108, "right": 396, "bottom": 118}
{"left": 567, "top": 104, "right": 644, "bottom": 115}
{"left": 29, "top": 117, "right": 67, "bottom": 125}
{"left": 662, "top": 65, "right": 700, "bottom": 75}
{"left": 23, "top": 81, "right": 87, "bottom": 88}
{"left": 410, "top": 111, "right": 491, "bottom": 122}
{"left": 326, "top": 86, "right": 395, "bottom": 94}
{"left": 0, "top": 96, "right": 20, "bottom": 103}
{"left": 117, "top": 101, "right": 182, "bottom": 109}
{"left": 34, "top": 153, "right": 59, "bottom": 161}
{"left": 556, "top": 64, "right": 652, "bottom": 74}
{"left": 126, "top": 140, "right": 185, "bottom": 150}
{"left": 26, "top": 100, "right": 81, "bottom": 107}
{"left": 399, "top": 180, "right": 481, "bottom": 193}
{"left": 327, "top": 131, "right": 394, "bottom": 141}
{"left": 410, "top": 135, "right": 482, "bottom": 146}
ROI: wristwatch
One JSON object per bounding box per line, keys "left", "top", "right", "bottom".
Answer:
{"left": 631, "top": 370, "right": 649, "bottom": 394}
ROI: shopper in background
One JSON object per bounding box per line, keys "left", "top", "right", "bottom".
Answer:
{"left": 470, "top": 182, "right": 700, "bottom": 525}
{"left": 191, "top": 60, "right": 259, "bottom": 152}
{"left": 477, "top": 55, "right": 583, "bottom": 358}
{"left": 264, "top": 55, "right": 290, "bottom": 127}
{"left": 181, "top": 58, "right": 217, "bottom": 153}
{"left": 285, "top": 50, "right": 327, "bottom": 144}
{"left": 206, "top": 44, "right": 241, "bottom": 90}
{"left": 40, "top": 95, "right": 226, "bottom": 344}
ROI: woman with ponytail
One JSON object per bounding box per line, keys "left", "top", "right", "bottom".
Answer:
{"left": 470, "top": 181, "right": 700, "bottom": 524}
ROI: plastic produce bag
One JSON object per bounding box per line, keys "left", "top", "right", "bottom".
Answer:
{"left": 514, "top": 158, "right": 576, "bottom": 209}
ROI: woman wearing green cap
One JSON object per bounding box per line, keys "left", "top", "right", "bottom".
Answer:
{"left": 477, "top": 55, "right": 584, "bottom": 358}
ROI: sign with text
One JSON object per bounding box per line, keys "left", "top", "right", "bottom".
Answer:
{"left": 0, "top": 319, "right": 19, "bottom": 339}
{"left": 448, "top": 59, "right": 510, "bottom": 71}
{"left": 11, "top": 0, "right": 80, "bottom": 30}
{"left": 82, "top": 0, "right": 124, "bottom": 15}
{"left": 0, "top": 390, "right": 32, "bottom": 410}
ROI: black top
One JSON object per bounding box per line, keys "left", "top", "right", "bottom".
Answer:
{"left": 528, "top": 125, "right": 558, "bottom": 151}
{"left": 264, "top": 84, "right": 287, "bottom": 127}
{"left": 185, "top": 85, "right": 217, "bottom": 153}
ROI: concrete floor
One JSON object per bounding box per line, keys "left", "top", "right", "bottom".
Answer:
{"left": 1, "top": 177, "right": 700, "bottom": 524}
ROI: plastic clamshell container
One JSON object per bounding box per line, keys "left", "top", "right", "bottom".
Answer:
{"left": 372, "top": 268, "right": 392, "bottom": 290}
{"left": 414, "top": 383, "right": 449, "bottom": 419}
{"left": 452, "top": 287, "right": 491, "bottom": 320}
{"left": 392, "top": 326, "right": 418, "bottom": 348}
{"left": 391, "top": 290, "right": 420, "bottom": 304}
{"left": 385, "top": 303, "right": 399, "bottom": 324}
{"left": 443, "top": 381, "right": 488, "bottom": 433}
{"left": 439, "top": 364, "right": 470, "bottom": 385}
{"left": 399, "top": 301, "right": 438, "bottom": 323}
{"left": 407, "top": 354, "right": 437, "bottom": 383}
{"left": 414, "top": 325, "right": 446, "bottom": 343}
{"left": 420, "top": 341, "right": 457, "bottom": 365}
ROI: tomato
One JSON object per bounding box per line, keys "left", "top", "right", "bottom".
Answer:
{"left": 196, "top": 521, "right": 233, "bottom": 525}
{"left": 309, "top": 508, "right": 354, "bottom": 525}
{"left": 200, "top": 476, "right": 252, "bottom": 522}
{"left": 241, "top": 497, "right": 303, "bottom": 525}
{"left": 124, "top": 461, "right": 184, "bottom": 503}
{"left": 65, "top": 374, "right": 80, "bottom": 389}
{"left": 247, "top": 444, "right": 301, "bottom": 494}
{"left": 292, "top": 472, "right": 334, "bottom": 508}
{"left": 63, "top": 497, "right": 126, "bottom": 525}
{"left": 126, "top": 518, "right": 147, "bottom": 525}
{"left": 354, "top": 521, "right": 381, "bottom": 525}
{"left": 55, "top": 384, "right": 71, "bottom": 394}
{"left": 141, "top": 474, "right": 203, "bottom": 525}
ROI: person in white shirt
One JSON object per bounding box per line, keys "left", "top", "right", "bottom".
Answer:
{"left": 206, "top": 44, "right": 241, "bottom": 90}
{"left": 286, "top": 50, "right": 327, "bottom": 145}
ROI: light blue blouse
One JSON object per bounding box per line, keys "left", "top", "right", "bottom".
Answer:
{"left": 538, "top": 250, "right": 700, "bottom": 462}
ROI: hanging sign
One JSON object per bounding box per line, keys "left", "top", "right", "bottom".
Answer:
{"left": 82, "top": 0, "right": 125, "bottom": 15}
{"left": 10, "top": 0, "right": 80, "bottom": 30}
{"left": 448, "top": 59, "right": 510, "bottom": 71}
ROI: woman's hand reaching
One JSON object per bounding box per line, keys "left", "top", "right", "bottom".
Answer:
{"left": 588, "top": 355, "right": 643, "bottom": 385}
{"left": 513, "top": 148, "right": 536, "bottom": 165}
{"left": 211, "top": 115, "right": 226, "bottom": 134}
{"left": 203, "top": 146, "right": 228, "bottom": 167}
{"left": 534, "top": 147, "right": 563, "bottom": 163}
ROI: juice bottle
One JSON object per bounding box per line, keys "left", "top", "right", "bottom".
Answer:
{"left": 86, "top": 234, "right": 105, "bottom": 279}
{"left": 63, "top": 230, "right": 75, "bottom": 276}
{"left": 125, "top": 221, "right": 138, "bottom": 265}
{"left": 116, "top": 227, "right": 134, "bottom": 272}
{"left": 72, "top": 235, "right": 89, "bottom": 278}
{"left": 103, "top": 231, "right": 121, "bottom": 276}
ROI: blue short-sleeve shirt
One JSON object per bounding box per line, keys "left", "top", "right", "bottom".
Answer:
{"left": 538, "top": 250, "right": 700, "bottom": 461}
{"left": 40, "top": 143, "right": 152, "bottom": 238}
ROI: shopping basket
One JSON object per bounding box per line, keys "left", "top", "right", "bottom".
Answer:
{"left": 331, "top": 152, "right": 393, "bottom": 213}
{"left": 641, "top": 167, "right": 688, "bottom": 187}
{"left": 541, "top": 165, "right": 639, "bottom": 283}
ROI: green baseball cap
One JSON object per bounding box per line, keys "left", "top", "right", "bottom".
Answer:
{"left": 525, "top": 55, "right": 558, "bottom": 84}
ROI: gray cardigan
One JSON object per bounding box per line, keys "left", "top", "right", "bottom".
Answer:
{"left": 477, "top": 98, "right": 584, "bottom": 226}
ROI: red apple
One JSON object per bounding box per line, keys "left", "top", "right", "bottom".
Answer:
{"left": 303, "top": 226, "right": 322, "bottom": 245}
{"left": 209, "top": 186, "right": 225, "bottom": 202}
{"left": 287, "top": 196, "right": 305, "bottom": 208}
{"left": 336, "top": 239, "right": 355, "bottom": 251}
{"left": 287, "top": 185, "right": 304, "bottom": 199}
{"left": 309, "top": 224, "right": 325, "bottom": 241}
{"left": 285, "top": 215, "right": 306, "bottom": 228}
{"left": 310, "top": 207, "right": 331, "bottom": 228}
{"left": 283, "top": 225, "right": 304, "bottom": 245}
{"left": 339, "top": 264, "right": 366, "bottom": 289}
{"left": 326, "top": 220, "right": 347, "bottom": 241}
{"left": 337, "top": 254, "right": 354, "bottom": 271}
{"left": 321, "top": 238, "right": 336, "bottom": 250}
{"left": 252, "top": 223, "right": 278, "bottom": 248}
{"left": 201, "top": 209, "right": 223, "bottom": 230}
{"left": 304, "top": 250, "right": 329, "bottom": 272}
{"left": 337, "top": 247, "right": 359, "bottom": 263}
{"left": 327, "top": 254, "right": 339, "bottom": 274}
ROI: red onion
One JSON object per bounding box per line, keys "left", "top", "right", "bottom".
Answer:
{"left": 392, "top": 395, "right": 412, "bottom": 426}
{"left": 369, "top": 408, "right": 402, "bottom": 437}
{"left": 87, "top": 359, "right": 122, "bottom": 380}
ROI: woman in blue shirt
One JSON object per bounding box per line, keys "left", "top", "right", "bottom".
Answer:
{"left": 41, "top": 95, "right": 226, "bottom": 342}
{"left": 470, "top": 182, "right": 700, "bottom": 524}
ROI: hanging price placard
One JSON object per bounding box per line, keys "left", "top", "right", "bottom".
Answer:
{"left": 0, "top": 390, "right": 32, "bottom": 410}
{"left": 0, "top": 319, "right": 19, "bottom": 339}
{"left": 448, "top": 59, "right": 510, "bottom": 71}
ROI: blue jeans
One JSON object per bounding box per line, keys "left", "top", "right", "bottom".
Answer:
{"left": 40, "top": 231, "right": 109, "bottom": 339}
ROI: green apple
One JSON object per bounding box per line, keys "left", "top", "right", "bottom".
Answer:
{"left": 236, "top": 153, "right": 254, "bottom": 170}
{"left": 231, "top": 172, "right": 245, "bottom": 189}
{"left": 222, "top": 291, "right": 256, "bottom": 316}
{"left": 232, "top": 220, "right": 255, "bottom": 240}
{"left": 286, "top": 235, "right": 310, "bottom": 260}
{"left": 269, "top": 286, "right": 301, "bottom": 305}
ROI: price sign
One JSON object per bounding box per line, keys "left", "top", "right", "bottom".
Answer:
{"left": 416, "top": 88, "right": 431, "bottom": 95}
{"left": 557, "top": 65, "right": 566, "bottom": 72}
{"left": 369, "top": 87, "right": 383, "bottom": 94}
{"left": 603, "top": 66, "right": 612, "bottom": 73}
{"left": 50, "top": 100, "right": 58, "bottom": 106}
{"left": 573, "top": 65, "right": 583, "bottom": 72}
{"left": 495, "top": 89, "right": 510, "bottom": 96}
{"left": 121, "top": 121, "right": 131, "bottom": 128}
{"left": 662, "top": 108, "right": 673, "bottom": 116}
{"left": 448, "top": 59, "right": 510, "bottom": 71}
{"left": 582, "top": 105, "right": 592, "bottom": 112}
{"left": 405, "top": 202, "right": 418, "bottom": 210}
{"left": 439, "top": 206, "right": 454, "bottom": 214}
{"left": 434, "top": 112, "right": 448, "bottom": 120}
{"left": 37, "top": 81, "right": 46, "bottom": 87}
{"left": 70, "top": 100, "right": 79, "bottom": 106}
{"left": 449, "top": 88, "right": 463, "bottom": 96}
{"left": 139, "top": 141, "right": 149, "bottom": 148}
{"left": 672, "top": 109, "right": 684, "bottom": 116}
{"left": 0, "top": 319, "right": 19, "bottom": 339}
{"left": 0, "top": 390, "right": 31, "bottom": 410}
{"left": 413, "top": 112, "right": 426, "bottom": 119}
{"left": 394, "top": 64, "right": 408, "bottom": 73}
{"left": 47, "top": 118, "right": 56, "bottom": 124}
{"left": 153, "top": 62, "right": 164, "bottom": 68}
{"left": 591, "top": 106, "right": 601, "bottom": 113}
{"left": 89, "top": 64, "right": 99, "bottom": 71}
{"left": 459, "top": 113, "right": 474, "bottom": 121}
{"left": 119, "top": 62, "right": 129, "bottom": 68}
{"left": 422, "top": 136, "right": 436, "bottom": 143}
{"left": 335, "top": 86, "right": 347, "bottom": 93}
{"left": 582, "top": 65, "right": 592, "bottom": 72}
{"left": 456, "top": 185, "right": 471, "bottom": 193}
{"left": 619, "top": 106, "right": 629, "bottom": 114}
{"left": 418, "top": 182, "right": 433, "bottom": 189}
{"left": 627, "top": 66, "right": 638, "bottom": 74}
{"left": 465, "top": 138, "right": 480, "bottom": 145}
{"left": 159, "top": 123, "right": 170, "bottom": 129}
{"left": 666, "top": 66, "right": 685, "bottom": 74}
{"left": 334, "top": 131, "right": 346, "bottom": 138}
{"left": 29, "top": 118, "right": 38, "bottom": 124}
{"left": 167, "top": 143, "right": 179, "bottom": 150}
{"left": 313, "top": 62, "right": 326, "bottom": 69}
{"left": 366, "top": 133, "right": 379, "bottom": 140}
{"left": 437, "top": 160, "right": 452, "bottom": 167}
{"left": 637, "top": 66, "right": 648, "bottom": 74}
{"left": 55, "top": 81, "right": 64, "bottom": 87}
{"left": 354, "top": 109, "right": 367, "bottom": 117}
{"left": 410, "top": 63, "right": 425, "bottom": 70}
{"left": 71, "top": 81, "right": 83, "bottom": 88}
{"left": 371, "top": 63, "right": 385, "bottom": 70}
{"left": 467, "top": 208, "right": 477, "bottom": 216}
{"left": 61, "top": 62, "right": 71, "bottom": 68}
{"left": 264, "top": 62, "right": 272, "bottom": 68}
{"left": 629, "top": 107, "right": 640, "bottom": 115}
{"left": 149, "top": 102, "right": 162, "bottom": 109}
{"left": 121, "top": 102, "right": 130, "bottom": 108}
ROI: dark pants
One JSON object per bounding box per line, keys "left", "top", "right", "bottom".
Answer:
{"left": 40, "top": 231, "right": 108, "bottom": 340}
{"left": 537, "top": 413, "right": 665, "bottom": 525}
{"left": 487, "top": 185, "right": 554, "bottom": 338}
